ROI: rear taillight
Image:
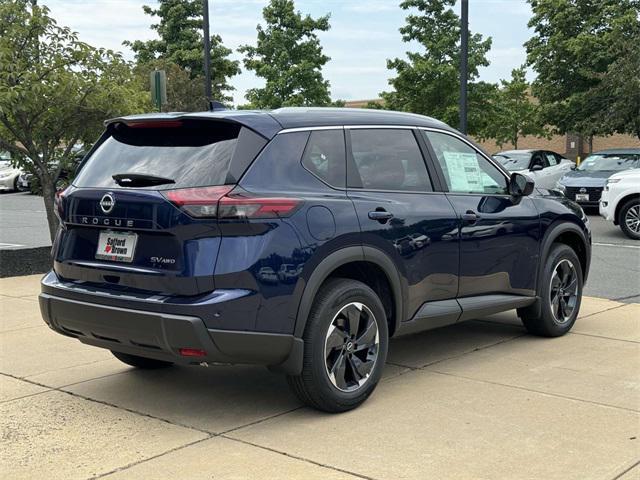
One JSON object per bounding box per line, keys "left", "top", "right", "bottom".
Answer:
{"left": 218, "top": 195, "right": 301, "bottom": 219}
{"left": 162, "top": 185, "right": 233, "bottom": 218}
{"left": 54, "top": 187, "right": 68, "bottom": 220}
{"left": 162, "top": 186, "right": 302, "bottom": 219}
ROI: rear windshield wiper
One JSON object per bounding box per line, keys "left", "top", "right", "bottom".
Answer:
{"left": 112, "top": 173, "right": 175, "bottom": 187}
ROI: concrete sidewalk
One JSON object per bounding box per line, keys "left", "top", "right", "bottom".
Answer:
{"left": 1, "top": 275, "right": 638, "bottom": 480}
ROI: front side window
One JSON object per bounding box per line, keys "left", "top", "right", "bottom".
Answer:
{"left": 423, "top": 131, "right": 508, "bottom": 194}
{"left": 301, "top": 130, "right": 346, "bottom": 188}
{"left": 545, "top": 152, "right": 559, "bottom": 166}
{"left": 349, "top": 129, "right": 432, "bottom": 192}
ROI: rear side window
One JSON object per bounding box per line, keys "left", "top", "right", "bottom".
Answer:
{"left": 348, "top": 129, "right": 432, "bottom": 192}
{"left": 301, "top": 130, "right": 346, "bottom": 188}
{"left": 74, "top": 121, "right": 251, "bottom": 190}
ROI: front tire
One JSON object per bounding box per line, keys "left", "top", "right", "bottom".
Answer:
{"left": 111, "top": 351, "right": 174, "bottom": 369}
{"left": 618, "top": 198, "right": 640, "bottom": 240}
{"left": 287, "top": 278, "right": 389, "bottom": 413}
{"left": 519, "top": 244, "right": 583, "bottom": 337}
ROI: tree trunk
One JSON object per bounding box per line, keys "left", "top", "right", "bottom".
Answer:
{"left": 41, "top": 180, "right": 60, "bottom": 243}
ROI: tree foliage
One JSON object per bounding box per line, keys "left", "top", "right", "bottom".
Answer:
{"left": 526, "top": 0, "right": 640, "bottom": 140}
{"left": 380, "top": 0, "right": 492, "bottom": 134}
{"left": 0, "top": 0, "right": 148, "bottom": 240}
{"left": 484, "top": 66, "right": 545, "bottom": 148}
{"left": 124, "top": 0, "right": 240, "bottom": 103}
{"left": 238, "top": 0, "right": 332, "bottom": 108}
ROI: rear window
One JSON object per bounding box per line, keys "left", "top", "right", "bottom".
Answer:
{"left": 74, "top": 121, "right": 242, "bottom": 190}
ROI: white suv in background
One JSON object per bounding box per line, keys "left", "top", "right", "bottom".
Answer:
{"left": 599, "top": 169, "right": 640, "bottom": 239}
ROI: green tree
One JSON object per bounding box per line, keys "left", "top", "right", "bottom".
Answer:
{"left": 134, "top": 59, "right": 209, "bottom": 111}
{"left": 124, "top": 0, "right": 240, "bottom": 103}
{"left": 0, "top": 1, "right": 148, "bottom": 241}
{"left": 526, "top": 0, "right": 640, "bottom": 140}
{"left": 238, "top": 0, "right": 332, "bottom": 108}
{"left": 486, "top": 66, "right": 545, "bottom": 148}
{"left": 381, "top": 0, "right": 492, "bottom": 134}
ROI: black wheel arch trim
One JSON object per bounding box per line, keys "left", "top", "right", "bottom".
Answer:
{"left": 291, "top": 246, "right": 405, "bottom": 340}
{"left": 273, "top": 245, "right": 404, "bottom": 376}
{"left": 538, "top": 220, "right": 591, "bottom": 289}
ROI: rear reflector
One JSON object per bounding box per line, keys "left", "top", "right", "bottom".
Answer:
{"left": 179, "top": 348, "right": 207, "bottom": 357}
{"left": 162, "top": 186, "right": 302, "bottom": 219}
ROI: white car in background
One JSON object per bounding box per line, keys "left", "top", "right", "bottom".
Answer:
{"left": 0, "top": 152, "right": 23, "bottom": 192}
{"left": 599, "top": 169, "right": 640, "bottom": 239}
{"left": 493, "top": 149, "right": 575, "bottom": 190}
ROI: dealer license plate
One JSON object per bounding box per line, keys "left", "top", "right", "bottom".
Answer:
{"left": 575, "top": 193, "right": 589, "bottom": 202}
{"left": 95, "top": 231, "right": 138, "bottom": 263}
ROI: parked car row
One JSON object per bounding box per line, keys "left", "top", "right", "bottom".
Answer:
{"left": 495, "top": 148, "right": 640, "bottom": 239}
{"left": 0, "top": 145, "right": 86, "bottom": 193}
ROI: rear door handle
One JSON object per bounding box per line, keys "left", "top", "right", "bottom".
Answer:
{"left": 368, "top": 210, "right": 394, "bottom": 222}
{"left": 462, "top": 210, "right": 478, "bottom": 224}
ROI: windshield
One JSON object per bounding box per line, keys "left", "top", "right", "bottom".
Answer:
{"left": 73, "top": 121, "right": 240, "bottom": 190}
{"left": 577, "top": 153, "right": 639, "bottom": 172}
{"left": 494, "top": 153, "right": 531, "bottom": 171}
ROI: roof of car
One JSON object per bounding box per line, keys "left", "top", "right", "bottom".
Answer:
{"left": 590, "top": 148, "right": 640, "bottom": 155}
{"left": 106, "top": 107, "right": 454, "bottom": 139}
{"left": 496, "top": 150, "right": 535, "bottom": 155}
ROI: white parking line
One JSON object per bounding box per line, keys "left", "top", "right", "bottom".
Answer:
{"left": 593, "top": 242, "right": 640, "bottom": 249}
{"left": 0, "top": 242, "right": 26, "bottom": 248}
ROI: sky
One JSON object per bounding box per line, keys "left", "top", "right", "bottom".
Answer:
{"left": 44, "top": 0, "right": 534, "bottom": 105}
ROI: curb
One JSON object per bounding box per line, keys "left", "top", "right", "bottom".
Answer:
{"left": 0, "top": 246, "right": 52, "bottom": 278}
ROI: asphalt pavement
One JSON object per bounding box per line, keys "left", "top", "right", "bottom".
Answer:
{"left": 0, "top": 191, "right": 638, "bottom": 302}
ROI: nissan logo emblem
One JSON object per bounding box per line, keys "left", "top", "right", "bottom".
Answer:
{"left": 579, "top": 187, "right": 587, "bottom": 193}
{"left": 99, "top": 193, "right": 115, "bottom": 214}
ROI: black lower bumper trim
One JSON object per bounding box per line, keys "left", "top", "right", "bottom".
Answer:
{"left": 39, "top": 293, "right": 294, "bottom": 367}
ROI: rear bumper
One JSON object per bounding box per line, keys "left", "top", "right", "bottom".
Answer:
{"left": 39, "top": 280, "right": 301, "bottom": 371}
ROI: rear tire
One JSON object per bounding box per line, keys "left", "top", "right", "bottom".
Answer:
{"left": 111, "top": 351, "right": 174, "bottom": 369}
{"left": 287, "top": 278, "right": 389, "bottom": 413}
{"left": 519, "top": 244, "right": 583, "bottom": 337}
{"left": 618, "top": 198, "right": 640, "bottom": 240}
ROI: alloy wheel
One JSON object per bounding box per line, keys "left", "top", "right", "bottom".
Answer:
{"left": 324, "top": 302, "right": 379, "bottom": 392}
{"left": 625, "top": 204, "right": 640, "bottom": 234}
{"left": 549, "top": 259, "right": 579, "bottom": 324}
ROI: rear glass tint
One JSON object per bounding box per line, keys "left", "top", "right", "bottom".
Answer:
{"left": 74, "top": 121, "right": 241, "bottom": 190}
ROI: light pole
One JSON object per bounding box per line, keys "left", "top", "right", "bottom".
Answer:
{"left": 459, "top": 0, "right": 468, "bottom": 134}
{"left": 203, "top": 0, "right": 212, "bottom": 103}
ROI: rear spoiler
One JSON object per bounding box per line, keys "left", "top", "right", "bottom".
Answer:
{"left": 104, "top": 112, "right": 281, "bottom": 139}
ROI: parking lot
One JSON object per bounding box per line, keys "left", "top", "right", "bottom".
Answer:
{"left": 1, "top": 191, "right": 639, "bottom": 480}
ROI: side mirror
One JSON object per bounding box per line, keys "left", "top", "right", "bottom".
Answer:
{"left": 530, "top": 163, "right": 544, "bottom": 172}
{"left": 509, "top": 172, "right": 534, "bottom": 197}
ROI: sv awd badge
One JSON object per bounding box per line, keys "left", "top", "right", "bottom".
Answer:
{"left": 150, "top": 256, "right": 176, "bottom": 265}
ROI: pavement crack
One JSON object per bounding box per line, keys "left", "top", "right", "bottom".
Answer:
{"left": 220, "top": 405, "right": 304, "bottom": 435}
{"left": 428, "top": 370, "right": 640, "bottom": 413}
{"left": 569, "top": 331, "right": 639, "bottom": 344}
{"left": 88, "top": 436, "right": 215, "bottom": 480}
{"left": 0, "top": 371, "right": 212, "bottom": 435}
{"left": 220, "top": 435, "right": 379, "bottom": 480}
{"left": 611, "top": 459, "right": 640, "bottom": 480}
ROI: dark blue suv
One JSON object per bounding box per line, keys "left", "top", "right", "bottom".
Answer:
{"left": 40, "top": 108, "right": 591, "bottom": 412}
